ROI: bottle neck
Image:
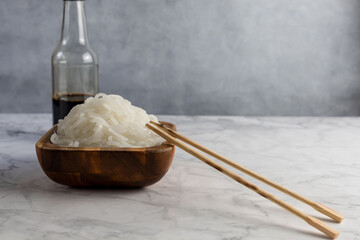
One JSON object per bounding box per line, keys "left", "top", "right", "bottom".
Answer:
{"left": 60, "top": 1, "right": 88, "bottom": 45}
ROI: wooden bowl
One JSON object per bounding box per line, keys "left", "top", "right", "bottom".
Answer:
{"left": 35, "top": 122, "right": 176, "bottom": 187}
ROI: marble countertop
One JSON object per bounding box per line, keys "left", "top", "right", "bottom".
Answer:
{"left": 0, "top": 114, "right": 359, "bottom": 240}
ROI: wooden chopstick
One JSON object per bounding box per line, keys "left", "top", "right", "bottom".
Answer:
{"left": 146, "top": 123, "right": 339, "bottom": 239}
{"left": 151, "top": 121, "right": 344, "bottom": 223}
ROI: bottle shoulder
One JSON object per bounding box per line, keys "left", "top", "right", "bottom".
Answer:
{"left": 52, "top": 43, "right": 98, "bottom": 65}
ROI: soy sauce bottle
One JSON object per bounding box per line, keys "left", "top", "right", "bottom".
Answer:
{"left": 52, "top": 0, "right": 98, "bottom": 125}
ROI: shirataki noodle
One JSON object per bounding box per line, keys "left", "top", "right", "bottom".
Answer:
{"left": 50, "top": 93, "right": 164, "bottom": 147}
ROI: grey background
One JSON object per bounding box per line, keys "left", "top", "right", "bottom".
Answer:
{"left": 1, "top": 0, "right": 360, "bottom": 115}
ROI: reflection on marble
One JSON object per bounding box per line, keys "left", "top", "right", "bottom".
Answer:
{"left": 0, "top": 114, "right": 359, "bottom": 240}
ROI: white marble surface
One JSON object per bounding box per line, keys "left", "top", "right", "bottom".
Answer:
{"left": 0, "top": 114, "right": 359, "bottom": 240}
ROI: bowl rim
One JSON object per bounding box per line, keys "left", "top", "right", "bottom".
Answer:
{"left": 36, "top": 121, "right": 175, "bottom": 153}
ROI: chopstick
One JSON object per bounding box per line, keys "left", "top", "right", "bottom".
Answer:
{"left": 146, "top": 122, "right": 339, "bottom": 239}
{"left": 151, "top": 121, "right": 344, "bottom": 223}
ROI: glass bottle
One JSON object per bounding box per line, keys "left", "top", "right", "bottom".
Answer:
{"left": 52, "top": 0, "right": 98, "bottom": 125}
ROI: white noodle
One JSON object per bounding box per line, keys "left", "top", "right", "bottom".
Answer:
{"left": 50, "top": 93, "right": 164, "bottom": 147}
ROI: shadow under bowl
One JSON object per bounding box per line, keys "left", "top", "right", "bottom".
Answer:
{"left": 35, "top": 121, "right": 176, "bottom": 187}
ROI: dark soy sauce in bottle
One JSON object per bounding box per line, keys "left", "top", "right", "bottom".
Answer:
{"left": 52, "top": 93, "right": 93, "bottom": 123}
{"left": 52, "top": 0, "right": 98, "bottom": 125}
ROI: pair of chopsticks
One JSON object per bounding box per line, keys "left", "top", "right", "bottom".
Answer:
{"left": 146, "top": 121, "right": 343, "bottom": 239}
